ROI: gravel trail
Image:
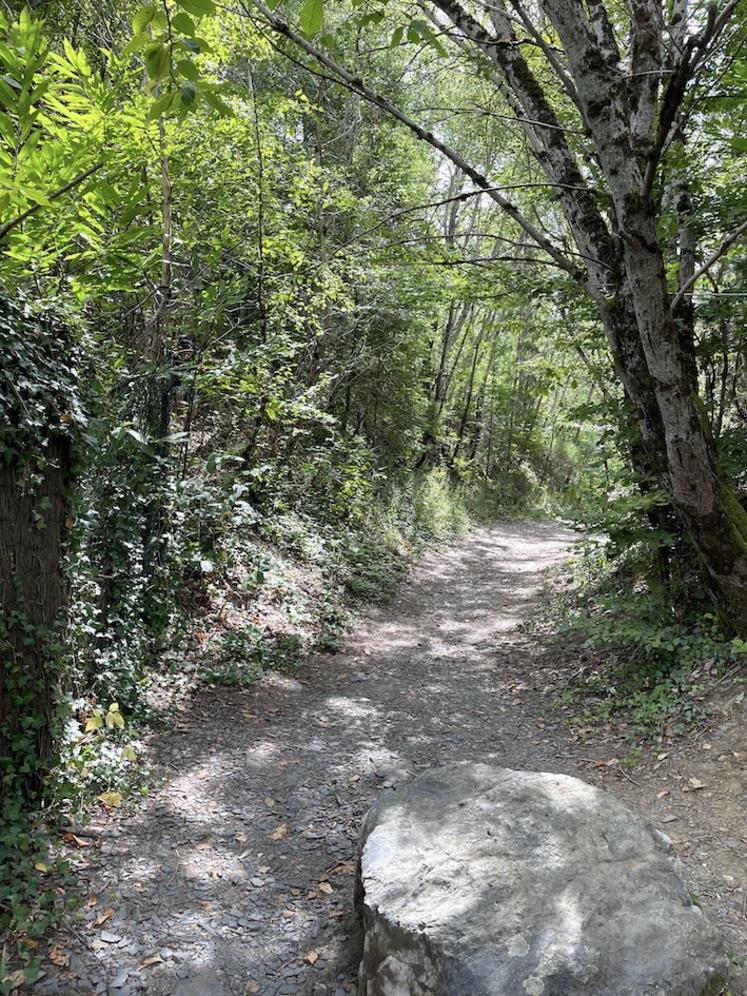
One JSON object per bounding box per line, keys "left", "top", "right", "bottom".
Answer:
{"left": 34, "top": 521, "right": 583, "bottom": 996}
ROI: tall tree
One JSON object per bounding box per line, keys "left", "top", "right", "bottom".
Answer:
{"left": 251, "top": 0, "right": 747, "bottom": 631}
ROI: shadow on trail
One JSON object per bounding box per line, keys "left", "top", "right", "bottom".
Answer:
{"left": 36, "top": 520, "right": 578, "bottom": 996}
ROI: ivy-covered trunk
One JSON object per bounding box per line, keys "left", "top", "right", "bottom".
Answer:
{"left": 0, "top": 296, "right": 81, "bottom": 802}
{"left": 0, "top": 438, "right": 70, "bottom": 801}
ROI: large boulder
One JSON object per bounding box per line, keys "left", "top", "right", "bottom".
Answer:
{"left": 356, "top": 764, "right": 731, "bottom": 995}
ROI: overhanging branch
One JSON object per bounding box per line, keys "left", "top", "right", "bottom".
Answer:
{"left": 241, "top": 0, "right": 582, "bottom": 281}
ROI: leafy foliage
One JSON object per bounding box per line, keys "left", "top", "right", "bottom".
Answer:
{"left": 1, "top": 0, "right": 747, "bottom": 971}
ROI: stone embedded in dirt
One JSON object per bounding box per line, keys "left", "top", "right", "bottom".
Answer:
{"left": 356, "top": 763, "right": 732, "bottom": 996}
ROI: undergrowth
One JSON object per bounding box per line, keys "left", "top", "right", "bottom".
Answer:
{"left": 0, "top": 466, "right": 474, "bottom": 982}
{"left": 544, "top": 534, "right": 747, "bottom": 739}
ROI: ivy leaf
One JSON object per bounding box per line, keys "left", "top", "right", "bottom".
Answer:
{"left": 300, "top": 0, "right": 324, "bottom": 37}
{"left": 175, "top": 0, "right": 216, "bottom": 15}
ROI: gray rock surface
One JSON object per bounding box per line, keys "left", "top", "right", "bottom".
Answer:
{"left": 356, "top": 764, "right": 731, "bottom": 995}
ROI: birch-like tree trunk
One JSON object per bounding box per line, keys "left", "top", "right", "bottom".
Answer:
{"left": 427, "top": 0, "right": 747, "bottom": 629}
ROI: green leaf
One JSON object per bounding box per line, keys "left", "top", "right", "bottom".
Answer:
{"left": 202, "top": 89, "right": 231, "bottom": 116}
{"left": 182, "top": 36, "right": 211, "bottom": 53}
{"left": 144, "top": 42, "right": 171, "bottom": 81}
{"left": 147, "top": 90, "right": 177, "bottom": 118}
{"left": 122, "top": 31, "right": 148, "bottom": 57}
{"left": 179, "top": 81, "right": 197, "bottom": 107}
{"left": 300, "top": 0, "right": 324, "bottom": 36}
{"left": 171, "top": 11, "right": 197, "bottom": 35}
{"left": 390, "top": 25, "right": 403, "bottom": 46}
{"left": 176, "top": 57, "right": 199, "bottom": 82}
{"left": 175, "top": 0, "right": 216, "bottom": 15}
{"left": 132, "top": 5, "right": 157, "bottom": 33}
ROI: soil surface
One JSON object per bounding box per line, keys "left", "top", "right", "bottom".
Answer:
{"left": 31, "top": 521, "right": 747, "bottom": 995}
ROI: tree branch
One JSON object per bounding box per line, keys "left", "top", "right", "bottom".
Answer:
{"left": 243, "top": 0, "right": 582, "bottom": 279}
{"left": 669, "top": 218, "right": 747, "bottom": 312}
{"left": 0, "top": 163, "right": 104, "bottom": 242}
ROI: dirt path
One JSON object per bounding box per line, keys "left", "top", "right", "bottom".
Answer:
{"left": 32, "top": 522, "right": 745, "bottom": 995}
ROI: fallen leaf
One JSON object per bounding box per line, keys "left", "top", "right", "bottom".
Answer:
{"left": 94, "top": 907, "right": 114, "bottom": 927}
{"left": 63, "top": 832, "right": 93, "bottom": 848}
{"left": 7, "top": 969, "right": 25, "bottom": 990}
{"left": 87, "top": 894, "right": 97, "bottom": 907}
{"left": 657, "top": 789, "right": 670, "bottom": 799}
{"left": 238, "top": 849, "right": 251, "bottom": 859}
{"left": 688, "top": 777, "right": 705, "bottom": 790}
{"left": 319, "top": 881, "right": 333, "bottom": 894}
{"left": 209, "top": 868, "right": 219, "bottom": 879}
{"left": 197, "top": 840, "right": 213, "bottom": 850}
{"left": 198, "top": 900, "right": 212, "bottom": 911}
{"left": 97, "top": 790, "right": 123, "bottom": 808}
{"left": 270, "top": 824, "right": 288, "bottom": 841}
{"left": 264, "top": 797, "right": 277, "bottom": 809}
{"left": 141, "top": 955, "right": 164, "bottom": 968}
{"left": 34, "top": 862, "right": 50, "bottom": 873}
{"left": 48, "top": 944, "right": 69, "bottom": 968}
{"left": 235, "top": 831, "right": 248, "bottom": 842}
{"left": 306, "top": 950, "right": 319, "bottom": 965}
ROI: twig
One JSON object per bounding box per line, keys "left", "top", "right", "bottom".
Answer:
{"left": 670, "top": 218, "right": 747, "bottom": 312}
{"left": 0, "top": 162, "right": 104, "bottom": 241}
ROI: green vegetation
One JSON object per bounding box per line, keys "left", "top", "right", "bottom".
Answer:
{"left": 1, "top": 0, "right": 746, "bottom": 975}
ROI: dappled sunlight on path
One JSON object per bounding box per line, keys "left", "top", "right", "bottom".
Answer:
{"left": 35, "top": 521, "right": 578, "bottom": 996}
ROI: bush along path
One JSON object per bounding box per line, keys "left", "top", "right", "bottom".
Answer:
{"left": 28, "top": 522, "right": 746, "bottom": 995}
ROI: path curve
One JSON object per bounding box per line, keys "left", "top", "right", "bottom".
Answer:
{"left": 36, "top": 521, "right": 578, "bottom": 996}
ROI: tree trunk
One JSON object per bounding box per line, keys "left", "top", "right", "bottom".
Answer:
{"left": 0, "top": 439, "right": 69, "bottom": 801}
{"left": 0, "top": 296, "right": 77, "bottom": 803}
{"left": 621, "top": 223, "right": 747, "bottom": 629}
